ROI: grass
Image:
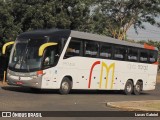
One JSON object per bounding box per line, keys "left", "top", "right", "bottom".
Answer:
{"left": 146, "top": 102, "right": 160, "bottom": 110}
{"left": 107, "top": 101, "right": 160, "bottom": 111}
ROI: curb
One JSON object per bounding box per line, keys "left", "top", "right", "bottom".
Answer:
{"left": 107, "top": 100, "right": 160, "bottom": 111}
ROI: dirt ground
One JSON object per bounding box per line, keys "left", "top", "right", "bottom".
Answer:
{"left": 107, "top": 100, "right": 160, "bottom": 111}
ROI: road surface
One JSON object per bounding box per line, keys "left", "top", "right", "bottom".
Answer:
{"left": 0, "top": 84, "right": 160, "bottom": 120}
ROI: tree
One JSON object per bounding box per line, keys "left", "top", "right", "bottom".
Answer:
{"left": 10, "top": 0, "right": 93, "bottom": 32}
{"left": 61, "top": 0, "right": 94, "bottom": 32}
{"left": 0, "top": 0, "right": 94, "bottom": 44}
{"left": 93, "top": 0, "right": 160, "bottom": 40}
{"left": 0, "top": 0, "right": 21, "bottom": 42}
{"left": 0, "top": 0, "right": 22, "bottom": 56}
{"left": 11, "top": 0, "right": 57, "bottom": 31}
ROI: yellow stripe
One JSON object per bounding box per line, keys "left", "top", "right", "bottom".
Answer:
{"left": 110, "top": 63, "right": 115, "bottom": 89}
{"left": 99, "top": 62, "right": 115, "bottom": 89}
{"left": 2, "top": 41, "right": 14, "bottom": 54}
{"left": 39, "top": 42, "right": 58, "bottom": 56}
{"left": 102, "top": 62, "right": 109, "bottom": 89}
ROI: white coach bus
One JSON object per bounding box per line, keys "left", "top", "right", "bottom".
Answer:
{"left": 3, "top": 29, "right": 158, "bottom": 95}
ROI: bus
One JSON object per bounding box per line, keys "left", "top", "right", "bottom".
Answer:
{"left": 3, "top": 29, "right": 158, "bottom": 95}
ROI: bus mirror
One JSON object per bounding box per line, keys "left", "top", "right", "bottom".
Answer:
{"left": 2, "top": 41, "right": 15, "bottom": 55}
{"left": 39, "top": 42, "right": 58, "bottom": 56}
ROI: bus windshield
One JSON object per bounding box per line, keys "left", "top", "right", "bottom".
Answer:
{"left": 9, "top": 38, "right": 47, "bottom": 72}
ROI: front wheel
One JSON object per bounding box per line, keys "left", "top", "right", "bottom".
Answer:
{"left": 59, "top": 77, "right": 72, "bottom": 95}
{"left": 124, "top": 80, "right": 133, "bottom": 95}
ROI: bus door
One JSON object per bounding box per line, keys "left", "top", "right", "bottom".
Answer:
{"left": 38, "top": 42, "right": 59, "bottom": 88}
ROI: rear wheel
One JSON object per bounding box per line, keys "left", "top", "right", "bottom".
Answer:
{"left": 133, "top": 81, "right": 142, "bottom": 95}
{"left": 59, "top": 77, "right": 72, "bottom": 95}
{"left": 124, "top": 80, "right": 133, "bottom": 95}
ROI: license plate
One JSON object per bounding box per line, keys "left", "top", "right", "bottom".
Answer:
{"left": 16, "top": 81, "right": 23, "bottom": 85}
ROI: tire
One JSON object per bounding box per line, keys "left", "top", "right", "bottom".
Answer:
{"left": 133, "top": 81, "right": 142, "bottom": 95}
{"left": 59, "top": 77, "right": 72, "bottom": 95}
{"left": 124, "top": 80, "right": 133, "bottom": 95}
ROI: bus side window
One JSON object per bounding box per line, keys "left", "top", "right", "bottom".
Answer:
{"left": 127, "top": 48, "right": 138, "bottom": 62}
{"left": 114, "top": 46, "right": 126, "bottom": 60}
{"left": 64, "top": 39, "right": 81, "bottom": 58}
{"left": 85, "top": 41, "right": 98, "bottom": 57}
{"left": 100, "top": 44, "right": 112, "bottom": 59}
{"left": 148, "top": 51, "right": 158, "bottom": 63}
{"left": 139, "top": 50, "right": 148, "bottom": 63}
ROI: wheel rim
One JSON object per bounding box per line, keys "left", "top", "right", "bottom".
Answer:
{"left": 62, "top": 82, "right": 69, "bottom": 91}
{"left": 135, "top": 84, "right": 140, "bottom": 92}
{"left": 126, "top": 84, "right": 132, "bottom": 92}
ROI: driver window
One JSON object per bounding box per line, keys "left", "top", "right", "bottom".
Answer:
{"left": 43, "top": 47, "right": 58, "bottom": 68}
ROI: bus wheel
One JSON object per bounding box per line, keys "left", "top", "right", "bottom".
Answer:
{"left": 59, "top": 77, "right": 72, "bottom": 95}
{"left": 124, "top": 80, "right": 133, "bottom": 95}
{"left": 133, "top": 81, "right": 142, "bottom": 95}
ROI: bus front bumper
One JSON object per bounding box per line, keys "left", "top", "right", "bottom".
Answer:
{"left": 7, "top": 74, "right": 42, "bottom": 89}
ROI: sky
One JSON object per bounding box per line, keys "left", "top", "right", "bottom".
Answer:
{"left": 127, "top": 23, "right": 160, "bottom": 41}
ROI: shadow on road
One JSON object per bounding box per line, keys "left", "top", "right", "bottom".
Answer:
{"left": 1, "top": 86, "right": 150, "bottom": 95}
{"left": 1, "top": 86, "right": 59, "bottom": 94}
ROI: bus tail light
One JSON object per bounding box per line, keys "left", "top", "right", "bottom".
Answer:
{"left": 37, "top": 70, "right": 43, "bottom": 76}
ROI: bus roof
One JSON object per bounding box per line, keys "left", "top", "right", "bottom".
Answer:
{"left": 70, "top": 30, "right": 158, "bottom": 51}
{"left": 18, "top": 29, "right": 158, "bottom": 51}
{"left": 18, "top": 29, "right": 71, "bottom": 39}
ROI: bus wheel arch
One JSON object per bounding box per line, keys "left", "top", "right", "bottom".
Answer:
{"left": 133, "top": 80, "right": 143, "bottom": 95}
{"left": 59, "top": 76, "right": 73, "bottom": 95}
{"left": 124, "top": 79, "right": 134, "bottom": 95}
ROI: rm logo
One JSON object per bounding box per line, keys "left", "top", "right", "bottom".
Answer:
{"left": 88, "top": 61, "right": 115, "bottom": 89}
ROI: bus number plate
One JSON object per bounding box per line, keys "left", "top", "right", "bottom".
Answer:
{"left": 16, "top": 82, "right": 23, "bottom": 85}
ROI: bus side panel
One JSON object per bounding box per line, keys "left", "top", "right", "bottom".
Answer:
{"left": 52, "top": 57, "right": 157, "bottom": 91}
{"left": 41, "top": 67, "right": 60, "bottom": 89}
{"left": 143, "top": 65, "right": 157, "bottom": 90}
{"left": 144, "top": 74, "right": 156, "bottom": 90}
{"left": 60, "top": 57, "right": 119, "bottom": 90}
{"left": 59, "top": 57, "right": 95, "bottom": 89}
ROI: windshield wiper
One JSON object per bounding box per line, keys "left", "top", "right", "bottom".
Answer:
{"left": 19, "top": 39, "right": 30, "bottom": 71}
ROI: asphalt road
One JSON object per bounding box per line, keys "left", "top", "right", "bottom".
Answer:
{"left": 0, "top": 84, "right": 160, "bottom": 120}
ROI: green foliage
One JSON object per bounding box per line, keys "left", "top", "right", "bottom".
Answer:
{"left": 10, "top": 0, "right": 93, "bottom": 31}
{"left": 0, "top": 0, "right": 93, "bottom": 42}
{"left": 0, "top": 0, "right": 160, "bottom": 45}
{"left": 92, "top": 0, "right": 160, "bottom": 40}
{"left": 0, "top": 0, "right": 21, "bottom": 41}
